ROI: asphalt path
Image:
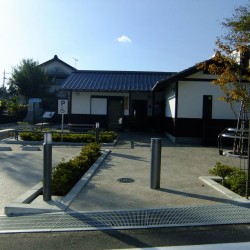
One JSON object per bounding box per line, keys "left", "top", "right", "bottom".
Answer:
{"left": 0, "top": 225, "right": 250, "bottom": 249}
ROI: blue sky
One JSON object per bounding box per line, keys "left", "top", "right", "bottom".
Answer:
{"left": 0, "top": 0, "right": 249, "bottom": 82}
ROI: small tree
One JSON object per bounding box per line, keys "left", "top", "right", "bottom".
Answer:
{"left": 198, "top": 4, "right": 250, "bottom": 114}
{"left": 6, "top": 97, "right": 28, "bottom": 121}
{"left": 209, "top": 162, "right": 238, "bottom": 185}
{"left": 8, "top": 59, "right": 51, "bottom": 104}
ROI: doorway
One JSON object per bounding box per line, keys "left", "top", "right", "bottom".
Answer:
{"left": 107, "top": 98, "right": 124, "bottom": 129}
{"left": 203, "top": 95, "right": 212, "bottom": 120}
{"left": 132, "top": 100, "right": 148, "bottom": 130}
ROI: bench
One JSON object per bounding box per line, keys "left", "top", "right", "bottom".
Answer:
{"left": 68, "top": 123, "right": 96, "bottom": 132}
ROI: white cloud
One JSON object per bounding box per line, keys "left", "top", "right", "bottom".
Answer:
{"left": 117, "top": 35, "right": 132, "bottom": 43}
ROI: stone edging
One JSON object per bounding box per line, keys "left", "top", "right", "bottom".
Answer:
{"left": 199, "top": 176, "right": 250, "bottom": 204}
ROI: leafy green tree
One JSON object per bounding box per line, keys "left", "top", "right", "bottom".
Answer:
{"left": 8, "top": 59, "right": 50, "bottom": 103}
{"left": 6, "top": 97, "right": 28, "bottom": 121}
{"left": 198, "top": 4, "right": 250, "bottom": 112}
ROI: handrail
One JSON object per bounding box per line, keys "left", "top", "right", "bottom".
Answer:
{"left": 217, "top": 127, "right": 249, "bottom": 158}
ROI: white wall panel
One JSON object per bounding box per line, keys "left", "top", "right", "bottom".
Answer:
{"left": 177, "top": 81, "right": 237, "bottom": 119}
{"left": 71, "top": 92, "right": 129, "bottom": 115}
{"left": 72, "top": 92, "right": 90, "bottom": 114}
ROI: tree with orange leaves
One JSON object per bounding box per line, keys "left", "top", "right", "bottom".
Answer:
{"left": 198, "top": 4, "right": 250, "bottom": 115}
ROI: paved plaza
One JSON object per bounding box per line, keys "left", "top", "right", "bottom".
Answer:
{"left": 0, "top": 125, "right": 245, "bottom": 215}
{"left": 68, "top": 132, "right": 243, "bottom": 212}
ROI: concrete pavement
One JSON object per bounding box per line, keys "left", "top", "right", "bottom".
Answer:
{"left": 1, "top": 124, "right": 250, "bottom": 248}
{"left": 0, "top": 141, "right": 82, "bottom": 214}
{"left": 0, "top": 126, "right": 248, "bottom": 216}
{"left": 67, "top": 132, "right": 244, "bottom": 212}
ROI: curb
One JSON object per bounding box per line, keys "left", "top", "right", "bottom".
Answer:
{"left": 199, "top": 176, "right": 250, "bottom": 204}
{"left": 5, "top": 150, "right": 111, "bottom": 215}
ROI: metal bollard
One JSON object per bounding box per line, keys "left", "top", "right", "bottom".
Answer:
{"left": 246, "top": 120, "right": 250, "bottom": 199}
{"left": 150, "top": 138, "right": 162, "bottom": 189}
{"left": 43, "top": 133, "right": 52, "bottom": 201}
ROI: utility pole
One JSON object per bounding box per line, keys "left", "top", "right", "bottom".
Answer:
{"left": 2, "top": 70, "right": 10, "bottom": 100}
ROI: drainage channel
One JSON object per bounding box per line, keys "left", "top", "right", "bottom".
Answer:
{"left": 0, "top": 204, "right": 250, "bottom": 233}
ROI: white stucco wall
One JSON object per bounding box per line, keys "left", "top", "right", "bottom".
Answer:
{"left": 71, "top": 92, "right": 129, "bottom": 115}
{"left": 177, "top": 81, "right": 237, "bottom": 119}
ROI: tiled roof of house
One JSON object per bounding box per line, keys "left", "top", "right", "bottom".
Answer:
{"left": 152, "top": 65, "right": 199, "bottom": 91}
{"left": 60, "top": 70, "right": 175, "bottom": 92}
{"left": 39, "top": 55, "right": 76, "bottom": 71}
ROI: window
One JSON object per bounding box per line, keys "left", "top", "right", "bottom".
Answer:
{"left": 91, "top": 97, "right": 107, "bottom": 115}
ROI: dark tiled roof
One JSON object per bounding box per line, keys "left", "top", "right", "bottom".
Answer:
{"left": 39, "top": 55, "right": 76, "bottom": 71}
{"left": 61, "top": 70, "right": 175, "bottom": 92}
{"left": 152, "top": 65, "right": 199, "bottom": 91}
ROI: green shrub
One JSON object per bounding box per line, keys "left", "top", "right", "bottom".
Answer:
{"left": 51, "top": 160, "right": 82, "bottom": 196}
{"left": 224, "top": 169, "right": 247, "bottom": 197}
{"left": 51, "top": 143, "right": 101, "bottom": 196}
{"left": 209, "top": 162, "right": 249, "bottom": 197}
{"left": 20, "top": 131, "right": 43, "bottom": 141}
{"left": 19, "top": 131, "right": 116, "bottom": 143}
{"left": 6, "top": 98, "right": 28, "bottom": 121}
{"left": 99, "top": 131, "right": 117, "bottom": 142}
{"left": 209, "top": 162, "right": 238, "bottom": 184}
{"left": 80, "top": 143, "right": 101, "bottom": 165}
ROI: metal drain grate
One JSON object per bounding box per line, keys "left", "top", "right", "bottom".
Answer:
{"left": 1, "top": 204, "right": 250, "bottom": 233}
{"left": 117, "top": 177, "right": 135, "bottom": 183}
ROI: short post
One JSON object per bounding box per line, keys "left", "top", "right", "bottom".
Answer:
{"left": 61, "top": 113, "right": 64, "bottom": 142}
{"left": 95, "top": 122, "right": 100, "bottom": 143}
{"left": 150, "top": 138, "right": 162, "bottom": 189}
{"left": 43, "top": 132, "right": 52, "bottom": 201}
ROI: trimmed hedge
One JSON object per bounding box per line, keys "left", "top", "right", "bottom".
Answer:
{"left": 51, "top": 143, "right": 101, "bottom": 196}
{"left": 19, "top": 130, "right": 117, "bottom": 143}
{"left": 20, "top": 131, "right": 43, "bottom": 141}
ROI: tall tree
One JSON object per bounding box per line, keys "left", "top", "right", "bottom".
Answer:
{"left": 8, "top": 59, "right": 50, "bottom": 103}
{"left": 198, "top": 4, "right": 250, "bottom": 113}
